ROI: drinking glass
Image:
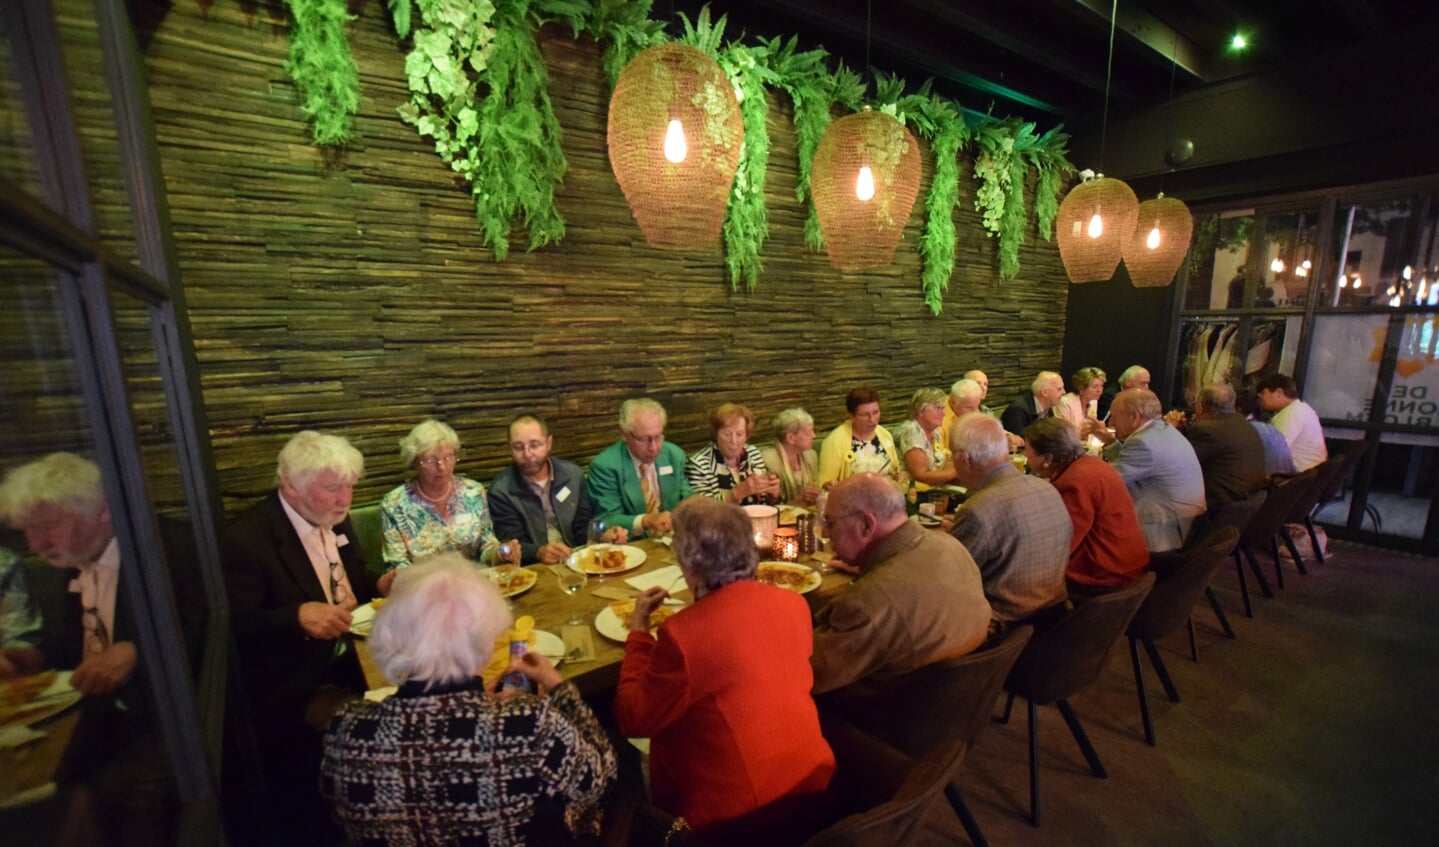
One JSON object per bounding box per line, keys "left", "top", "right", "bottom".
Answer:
{"left": 587, "top": 518, "right": 610, "bottom": 581}
{"left": 555, "top": 562, "right": 589, "bottom": 625}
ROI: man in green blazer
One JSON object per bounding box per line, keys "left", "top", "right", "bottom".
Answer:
{"left": 587, "top": 398, "right": 693, "bottom": 538}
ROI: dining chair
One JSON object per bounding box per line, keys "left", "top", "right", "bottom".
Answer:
{"left": 998, "top": 573, "right": 1155, "bottom": 827}
{"left": 1287, "top": 440, "right": 1365, "bottom": 564}
{"left": 1129, "top": 528, "right": 1240, "bottom": 745}
{"left": 818, "top": 627, "right": 1034, "bottom": 847}
{"left": 1200, "top": 491, "right": 1268, "bottom": 618}
{"left": 1239, "top": 468, "right": 1320, "bottom": 591}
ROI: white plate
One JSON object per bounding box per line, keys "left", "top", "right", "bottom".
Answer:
{"left": 348, "top": 601, "right": 379, "bottom": 637}
{"left": 487, "top": 565, "right": 540, "bottom": 598}
{"left": 594, "top": 603, "right": 685, "bottom": 642}
{"left": 530, "top": 629, "right": 565, "bottom": 662}
{"left": 757, "top": 561, "right": 823, "bottom": 594}
{"left": 0, "top": 671, "right": 80, "bottom": 730}
{"left": 566, "top": 544, "right": 646, "bottom": 575}
{"left": 777, "top": 505, "right": 810, "bottom": 525}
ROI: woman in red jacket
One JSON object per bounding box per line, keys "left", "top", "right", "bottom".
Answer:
{"left": 615, "top": 497, "right": 835, "bottom": 844}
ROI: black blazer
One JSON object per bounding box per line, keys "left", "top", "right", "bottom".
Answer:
{"left": 221, "top": 492, "right": 374, "bottom": 724}
{"left": 1001, "top": 392, "right": 1045, "bottom": 437}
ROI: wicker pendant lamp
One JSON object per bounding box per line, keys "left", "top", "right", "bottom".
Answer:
{"left": 810, "top": 108, "right": 922, "bottom": 271}
{"left": 1056, "top": 173, "right": 1140, "bottom": 282}
{"left": 607, "top": 44, "right": 743, "bottom": 248}
{"left": 1124, "top": 193, "right": 1193, "bottom": 287}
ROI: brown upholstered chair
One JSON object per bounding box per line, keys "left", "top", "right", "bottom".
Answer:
{"left": 819, "top": 627, "right": 1033, "bottom": 847}
{"left": 1130, "top": 527, "right": 1240, "bottom": 745}
{"left": 999, "top": 572, "right": 1155, "bottom": 826}
{"left": 1200, "top": 490, "right": 1267, "bottom": 618}
{"left": 1286, "top": 440, "right": 1365, "bottom": 564}
{"left": 1239, "top": 468, "right": 1319, "bottom": 592}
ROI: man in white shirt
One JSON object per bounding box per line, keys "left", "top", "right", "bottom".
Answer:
{"left": 222, "top": 430, "right": 376, "bottom": 846}
{"left": 1256, "top": 374, "right": 1328, "bottom": 472}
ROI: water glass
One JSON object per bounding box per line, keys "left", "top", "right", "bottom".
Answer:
{"left": 555, "top": 562, "right": 588, "bottom": 625}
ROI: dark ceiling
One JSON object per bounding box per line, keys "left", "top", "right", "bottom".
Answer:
{"left": 672, "top": 0, "right": 1439, "bottom": 124}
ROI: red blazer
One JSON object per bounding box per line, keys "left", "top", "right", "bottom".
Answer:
{"left": 614, "top": 580, "right": 835, "bottom": 841}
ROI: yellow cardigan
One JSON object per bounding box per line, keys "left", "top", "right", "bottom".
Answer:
{"left": 816, "top": 420, "right": 899, "bottom": 487}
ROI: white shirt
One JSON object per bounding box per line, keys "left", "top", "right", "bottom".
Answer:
{"left": 280, "top": 493, "right": 357, "bottom": 611}
{"left": 1271, "top": 399, "right": 1327, "bottom": 472}
{"left": 70, "top": 537, "right": 120, "bottom": 655}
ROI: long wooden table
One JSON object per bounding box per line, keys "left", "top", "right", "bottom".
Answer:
{"left": 358, "top": 537, "right": 854, "bottom": 696}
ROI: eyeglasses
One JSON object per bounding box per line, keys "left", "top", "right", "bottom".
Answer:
{"left": 624, "top": 432, "right": 664, "bottom": 446}
{"left": 329, "top": 560, "right": 348, "bottom": 606}
{"left": 822, "top": 511, "right": 859, "bottom": 533}
{"left": 83, "top": 605, "right": 111, "bottom": 653}
{"left": 417, "top": 454, "right": 457, "bottom": 468}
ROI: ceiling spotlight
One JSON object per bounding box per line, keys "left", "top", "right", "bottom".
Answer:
{"left": 1230, "top": 33, "right": 1248, "bottom": 51}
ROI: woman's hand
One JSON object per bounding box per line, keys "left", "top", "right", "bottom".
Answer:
{"left": 493, "top": 652, "right": 564, "bottom": 697}
{"left": 629, "top": 586, "right": 669, "bottom": 634}
{"left": 377, "top": 568, "right": 399, "bottom": 596}
{"left": 801, "top": 483, "right": 820, "bottom": 504}
{"left": 537, "top": 542, "right": 572, "bottom": 564}
{"left": 498, "top": 540, "right": 523, "bottom": 564}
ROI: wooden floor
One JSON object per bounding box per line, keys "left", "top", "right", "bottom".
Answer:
{"left": 949, "top": 539, "right": 1439, "bottom": 846}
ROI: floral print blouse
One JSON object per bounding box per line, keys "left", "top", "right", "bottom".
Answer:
{"left": 380, "top": 476, "right": 500, "bottom": 569}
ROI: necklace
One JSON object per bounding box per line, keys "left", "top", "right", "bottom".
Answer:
{"left": 417, "top": 478, "right": 454, "bottom": 504}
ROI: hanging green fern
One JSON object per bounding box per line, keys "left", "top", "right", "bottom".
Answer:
{"left": 588, "top": 0, "right": 668, "bottom": 86}
{"left": 283, "top": 0, "right": 361, "bottom": 146}
{"left": 718, "top": 41, "right": 778, "bottom": 291}
{"left": 764, "top": 36, "right": 834, "bottom": 253}
{"left": 894, "top": 80, "right": 967, "bottom": 314}
{"left": 1027, "top": 126, "right": 1072, "bottom": 241}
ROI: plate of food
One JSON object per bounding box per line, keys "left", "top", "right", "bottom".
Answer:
{"left": 348, "top": 597, "right": 386, "bottom": 637}
{"left": 595, "top": 599, "right": 684, "bottom": 641}
{"left": 567, "top": 544, "right": 646, "bottom": 576}
{"left": 757, "top": 561, "right": 823, "bottom": 594}
{"left": 487, "top": 565, "right": 540, "bottom": 598}
{"left": 0, "top": 670, "right": 81, "bottom": 730}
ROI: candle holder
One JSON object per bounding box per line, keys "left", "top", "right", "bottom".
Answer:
{"left": 772, "top": 527, "right": 800, "bottom": 562}
{"left": 743, "top": 504, "right": 778, "bottom": 549}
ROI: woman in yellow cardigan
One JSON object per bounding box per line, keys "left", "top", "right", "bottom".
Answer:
{"left": 816, "top": 386, "right": 902, "bottom": 488}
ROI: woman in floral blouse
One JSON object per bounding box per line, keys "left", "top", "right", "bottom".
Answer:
{"left": 380, "top": 420, "right": 520, "bottom": 583}
{"left": 891, "top": 387, "right": 959, "bottom": 492}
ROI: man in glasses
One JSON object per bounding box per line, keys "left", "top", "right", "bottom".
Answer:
{"left": 587, "top": 398, "right": 694, "bottom": 538}
{"left": 809, "top": 473, "right": 990, "bottom": 705}
{"left": 222, "top": 430, "right": 376, "bottom": 845}
{"left": 0, "top": 451, "right": 200, "bottom": 844}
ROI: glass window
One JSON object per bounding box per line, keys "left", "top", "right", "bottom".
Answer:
{"left": 1322, "top": 198, "right": 1414, "bottom": 307}
{"left": 1185, "top": 211, "right": 1255, "bottom": 310}
{"left": 0, "top": 11, "right": 42, "bottom": 198}
{"left": 1303, "top": 314, "right": 1388, "bottom": 426}
{"left": 1255, "top": 210, "right": 1319, "bottom": 307}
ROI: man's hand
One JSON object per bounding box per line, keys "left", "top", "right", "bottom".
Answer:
{"left": 641, "top": 511, "right": 673, "bottom": 534}
{"left": 71, "top": 642, "right": 138, "bottom": 696}
{"left": 497, "top": 540, "right": 523, "bottom": 565}
{"left": 628, "top": 586, "right": 669, "bottom": 633}
{"left": 825, "top": 558, "right": 861, "bottom": 576}
{"left": 299, "top": 601, "right": 352, "bottom": 640}
{"left": 0, "top": 647, "right": 45, "bottom": 679}
{"left": 537, "top": 542, "right": 572, "bottom": 564}
{"left": 377, "top": 569, "right": 398, "bottom": 596}
{"left": 601, "top": 526, "right": 629, "bottom": 544}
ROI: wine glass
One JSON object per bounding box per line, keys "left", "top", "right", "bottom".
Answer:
{"left": 554, "top": 561, "right": 588, "bottom": 626}
{"left": 587, "top": 518, "right": 610, "bottom": 581}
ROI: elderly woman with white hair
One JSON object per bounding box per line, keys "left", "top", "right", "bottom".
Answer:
{"left": 758, "top": 407, "right": 821, "bottom": 504}
{"left": 615, "top": 498, "right": 835, "bottom": 843}
{"left": 319, "top": 554, "right": 616, "bottom": 845}
{"left": 891, "top": 387, "right": 959, "bottom": 491}
{"left": 380, "top": 419, "right": 520, "bottom": 577}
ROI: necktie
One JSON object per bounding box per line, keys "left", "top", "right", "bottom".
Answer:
{"left": 640, "top": 464, "right": 659, "bottom": 514}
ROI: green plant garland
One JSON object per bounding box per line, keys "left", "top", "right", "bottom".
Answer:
{"left": 283, "top": 0, "right": 1076, "bottom": 306}
{"left": 284, "top": 0, "right": 361, "bottom": 146}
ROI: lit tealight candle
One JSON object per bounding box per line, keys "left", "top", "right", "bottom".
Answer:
{"left": 772, "top": 527, "right": 800, "bottom": 562}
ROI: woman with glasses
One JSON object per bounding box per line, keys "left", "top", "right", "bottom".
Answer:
{"left": 380, "top": 420, "right": 520, "bottom": 583}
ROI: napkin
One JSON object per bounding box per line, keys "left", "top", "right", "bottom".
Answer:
{"left": 561, "top": 625, "right": 597, "bottom": 663}
{"left": 626, "top": 565, "right": 687, "bottom": 594}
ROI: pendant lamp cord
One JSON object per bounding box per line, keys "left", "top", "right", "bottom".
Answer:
{"left": 1159, "top": 30, "right": 1180, "bottom": 191}
{"left": 865, "top": 0, "right": 873, "bottom": 83}
{"left": 1099, "top": 0, "right": 1118, "bottom": 172}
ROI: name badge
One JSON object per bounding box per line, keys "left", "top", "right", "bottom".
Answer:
{"left": 556, "top": 486, "right": 572, "bottom": 503}
{"left": 659, "top": 465, "right": 674, "bottom": 476}
{"left": 335, "top": 534, "right": 350, "bottom": 547}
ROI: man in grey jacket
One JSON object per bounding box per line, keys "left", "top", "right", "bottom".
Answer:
{"left": 1105, "top": 389, "right": 1207, "bottom": 551}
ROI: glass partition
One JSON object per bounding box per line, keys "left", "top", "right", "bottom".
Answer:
{"left": 1185, "top": 211, "right": 1255, "bottom": 310}
{"left": 1323, "top": 198, "right": 1414, "bottom": 307}
{"left": 1256, "top": 209, "right": 1319, "bottom": 307}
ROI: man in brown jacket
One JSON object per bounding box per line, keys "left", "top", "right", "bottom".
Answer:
{"left": 1185, "top": 383, "right": 1269, "bottom": 512}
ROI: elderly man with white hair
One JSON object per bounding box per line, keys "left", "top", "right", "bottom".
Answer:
{"left": 0, "top": 452, "right": 200, "bottom": 845}
{"left": 587, "top": 398, "right": 694, "bottom": 537}
{"left": 946, "top": 413, "right": 1072, "bottom": 632}
{"left": 1104, "top": 388, "right": 1207, "bottom": 552}
{"left": 939, "top": 377, "right": 985, "bottom": 449}
{"left": 319, "top": 554, "right": 616, "bottom": 846}
{"left": 1000, "top": 370, "right": 1065, "bottom": 445}
{"left": 222, "top": 430, "right": 378, "bottom": 846}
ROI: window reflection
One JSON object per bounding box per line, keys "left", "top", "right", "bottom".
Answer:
{"left": 1325, "top": 198, "right": 1414, "bottom": 307}
{"left": 1186, "top": 212, "right": 1255, "bottom": 310}
{"left": 1256, "top": 210, "right": 1318, "bottom": 307}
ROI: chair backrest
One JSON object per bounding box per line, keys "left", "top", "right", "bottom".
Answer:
{"left": 1130, "top": 527, "right": 1240, "bottom": 641}
{"left": 856, "top": 626, "right": 1034, "bottom": 759}
{"left": 1239, "top": 468, "right": 1318, "bottom": 545}
{"left": 802, "top": 735, "right": 969, "bottom": 847}
{"left": 1286, "top": 456, "right": 1344, "bottom": 523}
{"left": 348, "top": 503, "right": 386, "bottom": 578}
{"left": 1190, "top": 490, "right": 1263, "bottom": 549}
{"left": 1006, "top": 572, "right": 1156, "bottom": 705}
{"left": 1312, "top": 439, "right": 1367, "bottom": 510}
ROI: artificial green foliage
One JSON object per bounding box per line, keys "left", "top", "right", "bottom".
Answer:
{"left": 764, "top": 36, "right": 838, "bottom": 252}
{"left": 894, "top": 81, "right": 967, "bottom": 314}
{"left": 396, "top": 0, "right": 587, "bottom": 259}
{"left": 999, "top": 154, "right": 1028, "bottom": 279}
{"left": 283, "top": 0, "right": 361, "bottom": 146}
{"left": 388, "top": 0, "right": 413, "bottom": 39}
{"left": 589, "top": 0, "right": 667, "bottom": 85}
{"left": 1024, "top": 126, "right": 1072, "bottom": 241}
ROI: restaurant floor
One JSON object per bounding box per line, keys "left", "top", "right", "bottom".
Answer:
{"left": 949, "top": 539, "right": 1439, "bottom": 847}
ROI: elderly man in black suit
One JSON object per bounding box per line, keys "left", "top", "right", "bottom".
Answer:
{"left": 1001, "top": 371, "right": 1065, "bottom": 445}
{"left": 222, "top": 430, "right": 376, "bottom": 846}
{"left": 1184, "top": 384, "right": 1269, "bottom": 512}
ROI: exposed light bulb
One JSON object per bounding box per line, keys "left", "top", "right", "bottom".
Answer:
{"left": 1403, "top": 265, "right": 1413, "bottom": 280}
{"left": 1301, "top": 259, "right": 1312, "bottom": 269}
{"left": 1338, "top": 277, "right": 1348, "bottom": 289}
{"left": 1270, "top": 257, "right": 1285, "bottom": 273}
{"left": 1087, "top": 213, "right": 1104, "bottom": 238}
{"left": 1353, "top": 275, "right": 1362, "bottom": 288}
{"left": 1145, "top": 226, "right": 1161, "bottom": 250}
{"left": 1295, "top": 266, "right": 1308, "bottom": 277}
{"left": 855, "top": 165, "right": 875, "bottom": 201}
{"left": 663, "top": 118, "right": 687, "bottom": 163}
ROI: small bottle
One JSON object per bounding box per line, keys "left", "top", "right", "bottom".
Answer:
{"left": 797, "top": 514, "right": 815, "bottom": 554}
{"left": 815, "top": 487, "right": 829, "bottom": 526}
{"left": 501, "top": 615, "right": 535, "bottom": 693}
